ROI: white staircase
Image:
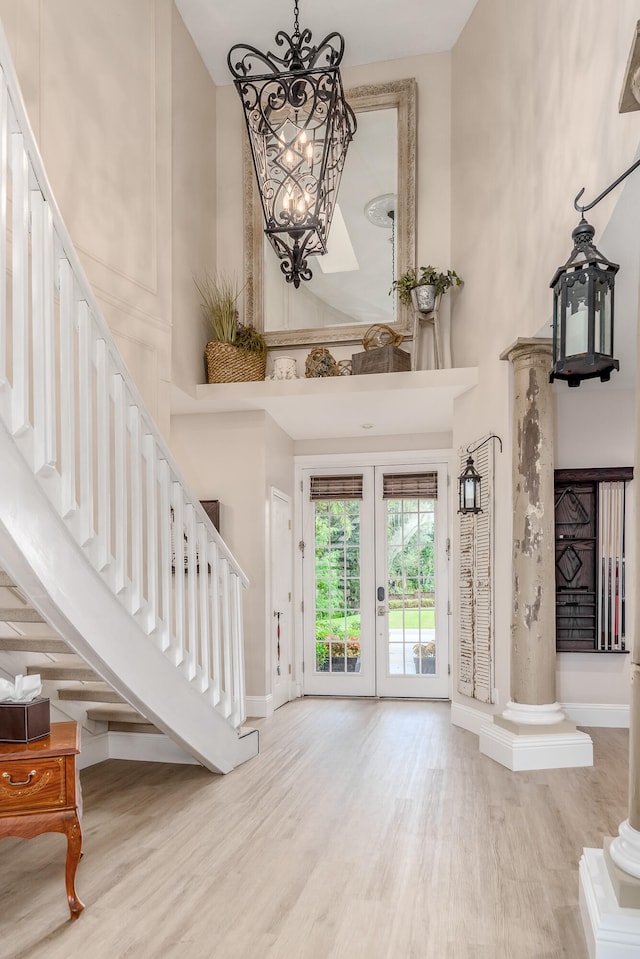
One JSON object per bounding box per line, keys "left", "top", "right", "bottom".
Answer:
{"left": 0, "top": 26, "right": 257, "bottom": 773}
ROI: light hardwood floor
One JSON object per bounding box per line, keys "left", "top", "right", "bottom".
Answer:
{"left": 0, "top": 699, "right": 629, "bottom": 959}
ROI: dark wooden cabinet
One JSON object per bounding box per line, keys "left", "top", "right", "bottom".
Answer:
{"left": 555, "top": 481, "right": 597, "bottom": 650}
{"left": 554, "top": 467, "right": 632, "bottom": 653}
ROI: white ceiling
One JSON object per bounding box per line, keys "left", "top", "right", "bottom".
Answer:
{"left": 175, "top": 0, "right": 479, "bottom": 86}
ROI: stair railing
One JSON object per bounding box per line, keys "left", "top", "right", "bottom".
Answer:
{"left": 0, "top": 27, "right": 248, "bottom": 736}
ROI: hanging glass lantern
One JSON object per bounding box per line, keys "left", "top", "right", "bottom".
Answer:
{"left": 458, "top": 435, "right": 502, "bottom": 515}
{"left": 549, "top": 217, "right": 619, "bottom": 388}
{"left": 228, "top": 0, "right": 357, "bottom": 288}
{"left": 458, "top": 455, "right": 482, "bottom": 514}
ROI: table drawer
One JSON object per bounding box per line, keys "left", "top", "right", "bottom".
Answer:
{"left": 0, "top": 757, "right": 66, "bottom": 811}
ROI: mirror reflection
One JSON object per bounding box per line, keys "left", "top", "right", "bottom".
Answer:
{"left": 243, "top": 79, "right": 416, "bottom": 348}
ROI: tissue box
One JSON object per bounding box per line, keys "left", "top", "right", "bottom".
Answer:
{"left": 0, "top": 697, "right": 50, "bottom": 742}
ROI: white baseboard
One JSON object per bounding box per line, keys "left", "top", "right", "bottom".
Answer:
{"left": 107, "top": 731, "right": 200, "bottom": 765}
{"left": 76, "top": 728, "right": 258, "bottom": 770}
{"left": 245, "top": 694, "right": 274, "bottom": 719}
{"left": 450, "top": 700, "right": 494, "bottom": 736}
{"left": 580, "top": 848, "right": 640, "bottom": 958}
{"left": 451, "top": 700, "right": 629, "bottom": 736}
{"left": 562, "top": 703, "right": 630, "bottom": 729}
{"left": 480, "top": 720, "right": 593, "bottom": 771}
{"left": 77, "top": 731, "right": 110, "bottom": 769}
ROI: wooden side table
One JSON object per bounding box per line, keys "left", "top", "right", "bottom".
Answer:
{"left": 0, "top": 720, "right": 84, "bottom": 919}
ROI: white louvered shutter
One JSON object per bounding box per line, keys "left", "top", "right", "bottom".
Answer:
{"left": 457, "top": 438, "right": 495, "bottom": 703}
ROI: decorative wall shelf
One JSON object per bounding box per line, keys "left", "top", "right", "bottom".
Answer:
{"left": 171, "top": 367, "right": 479, "bottom": 441}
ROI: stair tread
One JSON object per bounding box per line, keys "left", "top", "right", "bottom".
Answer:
{"left": 86, "top": 704, "right": 149, "bottom": 723}
{"left": 26, "top": 656, "right": 99, "bottom": 681}
{"left": 58, "top": 683, "right": 126, "bottom": 704}
{"left": 0, "top": 607, "right": 44, "bottom": 622}
{"left": 0, "top": 636, "right": 70, "bottom": 653}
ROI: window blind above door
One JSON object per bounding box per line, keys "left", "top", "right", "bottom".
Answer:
{"left": 382, "top": 472, "right": 438, "bottom": 499}
{"left": 309, "top": 474, "right": 364, "bottom": 501}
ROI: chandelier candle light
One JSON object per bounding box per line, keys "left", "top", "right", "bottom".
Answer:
{"left": 228, "top": 0, "right": 356, "bottom": 288}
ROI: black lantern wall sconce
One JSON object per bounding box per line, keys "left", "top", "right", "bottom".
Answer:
{"left": 458, "top": 434, "right": 503, "bottom": 515}
{"left": 228, "top": 0, "right": 357, "bottom": 289}
{"left": 549, "top": 156, "right": 640, "bottom": 387}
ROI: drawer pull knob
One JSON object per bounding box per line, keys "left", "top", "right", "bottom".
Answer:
{"left": 2, "top": 769, "right": 37, "bottom": 786}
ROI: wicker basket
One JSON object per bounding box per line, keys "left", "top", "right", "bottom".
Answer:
{"left": 205, "top": 342, "right": 267, "bottom": 384}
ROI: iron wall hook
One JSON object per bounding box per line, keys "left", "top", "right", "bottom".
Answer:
{"left": 574, "top": 155, "right": 640, "bottom": 214}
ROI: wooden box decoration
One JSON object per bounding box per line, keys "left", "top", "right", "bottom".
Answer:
{"left": 0, "top": 697, "right": 50, "bottom": 742}
{"left": 351, "top": 345, "right": 411, "bottom": 375}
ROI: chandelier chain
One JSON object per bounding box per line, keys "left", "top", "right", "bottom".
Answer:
{"left": 293, "top": 0, "right": 300, "bottom": 40}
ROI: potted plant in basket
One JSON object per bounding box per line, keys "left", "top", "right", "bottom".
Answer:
{"left": 413, "top": 641, "right": 436, "bottom": 674}
{"left": 196, "top": 272, "right": 267, "bottom": 383}
{"left": 390, "top": 265, "right": 462, "bottom": 315}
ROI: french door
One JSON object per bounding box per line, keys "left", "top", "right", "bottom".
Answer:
{"left": 301, "top": 463, "right": 449, "bottom": 698}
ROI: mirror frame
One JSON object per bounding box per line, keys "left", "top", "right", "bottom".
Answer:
{"left": 243, "top": 78, "right": 417, "bottom": 348}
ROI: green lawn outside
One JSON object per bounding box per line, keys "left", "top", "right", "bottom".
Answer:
{"left": 388, "top": 609, "right": 435, "bottom": 629}
{"left": 320, "top": 608, "right": 435, "bottom": 635}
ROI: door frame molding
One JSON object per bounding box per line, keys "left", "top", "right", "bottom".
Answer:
{"left": 269, "top": 486, "right": 293, "bottom": 711}
{"left": 294, "top": 449, "right": 455, "bottom": 699}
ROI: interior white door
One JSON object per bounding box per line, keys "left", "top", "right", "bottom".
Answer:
{"left": 374, "top": 464, "right": 450, "bottom": 698}
{"left": 301, "top": 462, "right": 450, "bottom": 699}
{"left": 302, "top": 467, "right": 376, "bottom": 696}
{"left": 270, "top": 487, "right": 293, "bottom": 710}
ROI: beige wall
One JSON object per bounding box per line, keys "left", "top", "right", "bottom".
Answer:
{"left": 452, "top": 0, "right": 640, "bottom": 369}
{"left": 170, "top": 411, "right": 294, "bottom": 702}
{"left": 450, "top": 0, "right": 640, "bottom": 714}
{"left": 170, "top": 2, "right": 217, "bottom": 394}
{"left": 0, "top": 0, "right": 216, "bottom": 436}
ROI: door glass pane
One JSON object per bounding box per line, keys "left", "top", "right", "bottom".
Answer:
{"left": 386, "top": 497, "right": 435, "bottom": 675}
{"left": 314, "top": 500, "right": 362, "bottom": 673}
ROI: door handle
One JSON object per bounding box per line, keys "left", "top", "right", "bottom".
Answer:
{"left": 377, "top": 586, "right": 385, "bottom": 601}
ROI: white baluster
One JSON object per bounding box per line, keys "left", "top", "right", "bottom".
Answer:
{"left": 220, "top": 557, "right": 232, "bottom": 720}
{"left": 143, "top": 431, "right": 158, "bottom": 634}
{"left": 184, "top": 502, "right": 198, "bottom": 682}
{"left": 158, "top": 459, "right": 172, "bottom": 652}
{"left": 128, "top": 404, "right": 143, "bottom": 614}
{"left": 111, "top": 373, "right": 127, "bottom": 593}
{"left": 11, "top": 131, "right": 29, "bottom": 436}
{"left": 197, "top": 521, "right": 211, "bottom": 695}
{"left": 208, "top": 539, "right": 221, "bottom": 708}
{"left": 231, "top": 572, "right": 245, "bottom": 727}
{"left": 58, "top": 259, "right": 76, "bottom": 517}
{"left": 171, "top": 484, "right": 186, "bottom": 665}
{"left": 95, "top": 339, "right": 110, "bottom": 571}
{"left": 77, "top": 300, "right": 94, "bottom": 545}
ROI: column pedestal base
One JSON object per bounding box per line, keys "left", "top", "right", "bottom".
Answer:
{"left": 580, "top": 847, "right": 640, "bottom": 958}
{"left": 479, "top": 719, "right": 593, "bottom": 770}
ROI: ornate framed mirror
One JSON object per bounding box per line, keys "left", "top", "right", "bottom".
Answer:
{"left": 243, "top": 78, "right": 416, "bottom": 348}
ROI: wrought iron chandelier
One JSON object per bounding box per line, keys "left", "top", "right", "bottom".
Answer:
{"left": 228, "top": 0, "right": 357, "bottom": 288}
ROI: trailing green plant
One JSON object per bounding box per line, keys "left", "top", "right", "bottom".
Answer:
{"left": 235, "top": 322, "right": 267, "bottom": 353}
{"left": 390, "top": 265, "right": 463, "bottom": 306}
